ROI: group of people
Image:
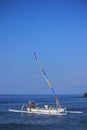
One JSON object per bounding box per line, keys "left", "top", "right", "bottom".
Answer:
{"left": 27, "top": 101, "right": 54, "bottom": 110}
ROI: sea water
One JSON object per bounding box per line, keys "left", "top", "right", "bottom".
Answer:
{"left": 0, "top": 94, "right": 87, "bottom": 130}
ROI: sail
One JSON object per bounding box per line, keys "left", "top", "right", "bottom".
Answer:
{"left": 34, "top": 52, "right": 60, "bottom": 107}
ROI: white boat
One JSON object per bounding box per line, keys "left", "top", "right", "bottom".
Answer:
{"left": 9, "top": 106, "right": 67, "bottom": 115}
{"left": 8, "top": 105, "right": 82, "bottom": 115}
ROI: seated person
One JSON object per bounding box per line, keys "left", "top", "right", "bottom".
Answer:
{"left": 49, "top": 104, "right": 54, "bottom": 109}
{"left": 44, "top": 103, "right": 48, "bottom": 109}
{"left": 28, "top": 101, "right": 35, "bottom": 109}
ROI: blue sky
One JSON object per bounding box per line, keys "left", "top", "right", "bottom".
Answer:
{"left": 0, "top": 0, "right": 87, "bottom": 94}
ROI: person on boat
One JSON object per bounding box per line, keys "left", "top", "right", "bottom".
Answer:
{"left": 49, "top": 104, "right": 54, "bottom": 110}
{"left": 27, "top": 101, "right": 35, "bottom": 110}
{"left": 44, "top": 103, "right": 48, "bottom": 109}
{"left": 29, "top": 102, "right": 35, "bottom": 109}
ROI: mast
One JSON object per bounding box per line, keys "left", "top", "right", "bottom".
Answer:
{"left": 34, "top": 52, "right": 60, "bottom": 107}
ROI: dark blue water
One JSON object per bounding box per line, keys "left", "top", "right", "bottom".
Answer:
{"left": 0, "top": 94, "right": 87, "bottom": 130}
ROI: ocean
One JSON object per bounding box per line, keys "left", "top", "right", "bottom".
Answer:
{"left": 0, "top": 94, "right": 87, "bottom": 130}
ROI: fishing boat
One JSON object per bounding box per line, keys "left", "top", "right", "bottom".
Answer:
{"left": 9, "top": 108, "right": 67, "bottom": 115}
{"left": 9, "top": 53, "right": 83, "bottom": 115}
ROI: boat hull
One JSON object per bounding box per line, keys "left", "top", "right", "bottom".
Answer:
{"left": 9, "top": 108, "right": 67, "bottom": 115}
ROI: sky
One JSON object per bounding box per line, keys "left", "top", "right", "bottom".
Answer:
{"left": 0, "top": 0, "right": 87, "bottom": 94}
